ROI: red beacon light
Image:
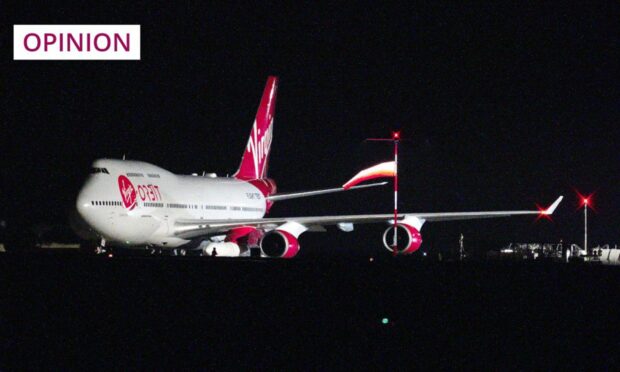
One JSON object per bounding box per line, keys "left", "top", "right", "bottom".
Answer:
{"left": 575, "top": 190, "right": 595, "bottom": 210}
{"left": 392, "top": 131, "right": 400, "bottom": 140}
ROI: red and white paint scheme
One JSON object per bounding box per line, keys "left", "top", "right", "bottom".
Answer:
{"left": 76, "top": 76, "right": 564, "bottom": 258}
{"left": 343, "top": 161, "right": 396, "bottom": 190}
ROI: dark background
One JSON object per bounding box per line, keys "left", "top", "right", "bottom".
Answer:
{"left": 1, "top": 254, "right": 620, "bottom": 370}
{"left": 1, "top": 2, "right": 618, "bottom": 253}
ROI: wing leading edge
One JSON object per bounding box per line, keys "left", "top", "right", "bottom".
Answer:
{"left": 174, "top": 196, "right": 563, "bottom": 239}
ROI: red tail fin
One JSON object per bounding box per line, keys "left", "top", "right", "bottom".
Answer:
{"left": 234, "top": 76, "right": 278, "bottom": 180}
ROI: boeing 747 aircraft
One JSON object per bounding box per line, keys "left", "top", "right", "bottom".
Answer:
{"left": 76, "top": 76, "right": 563, "bottom": 257}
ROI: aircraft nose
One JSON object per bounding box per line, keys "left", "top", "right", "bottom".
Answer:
{"left": 76, "top": 184, "right": 94, "bottom": 220}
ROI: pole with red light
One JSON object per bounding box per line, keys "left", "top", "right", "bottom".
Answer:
{"left": 393, "top": 131, "right": 399, "bottom": 255}
{"left": 584, "top": 197, "right": 588, "bottom": 255}
{"left": 577, "top": 192, "right": 592, "bottom": 256}
{"left": 366, "top": 131, "right": 401, "bottom": 255}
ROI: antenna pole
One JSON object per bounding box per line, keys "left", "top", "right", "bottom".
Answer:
{"left": 365, "top": 130, "right": 402, "bottom": 256}
{"left": 584, "top": 200, "right": 588, "bottom": 255}
{"left": 392, "top": 135, "right": 399, "bottom": 256}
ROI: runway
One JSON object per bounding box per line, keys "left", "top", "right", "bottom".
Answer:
{"left": 2, "top": 251, "right": 620, "bottom": 369}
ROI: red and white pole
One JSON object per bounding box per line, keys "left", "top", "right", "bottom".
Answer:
{"left": 392, "top": 131, "right": 400, "bottom": 255}
{"left": 364, "top": 130, "right": 402, "bottom": 257}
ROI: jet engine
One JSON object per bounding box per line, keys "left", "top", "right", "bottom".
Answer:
{"left": 260, "top": 230, "right": 300, "bottom": 258}
{"left": 382, "top": 223, "right": 423, "bottom": 254}
{"left": 203, "top": 242, "right": 241, "bottom": 257}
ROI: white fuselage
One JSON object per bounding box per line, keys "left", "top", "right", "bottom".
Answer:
{"left": 76, "top": 159, "right": 267, "bottom": 247}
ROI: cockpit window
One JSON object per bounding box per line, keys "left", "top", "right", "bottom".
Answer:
{"left": 90, "top": 167, "right": 109, "bottom": 174}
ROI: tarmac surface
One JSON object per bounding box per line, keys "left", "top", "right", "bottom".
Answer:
{"left": 2, "top": 251, "right": 620, "bottom": 369}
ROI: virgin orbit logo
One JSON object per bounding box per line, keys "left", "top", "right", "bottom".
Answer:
{"left": 118, "top": 175, "right": 137, "bottom": 210}
{"left": 14, "top": 25, "right": 140, "bottom": 60}
{"left": 246, "top": 118, "right": 273, "bottom": 178}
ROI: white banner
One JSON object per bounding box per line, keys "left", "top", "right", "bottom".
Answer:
{"left": 14, "top": 25, "right": 141, "bottom": 60}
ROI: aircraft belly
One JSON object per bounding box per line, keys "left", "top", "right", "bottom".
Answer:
{"left": 111, "top": 214, "right": 160, "bottom": 243}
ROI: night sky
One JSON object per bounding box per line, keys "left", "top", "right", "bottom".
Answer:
{"left": 2, "top": 3, "right": 618, "bottom": 251}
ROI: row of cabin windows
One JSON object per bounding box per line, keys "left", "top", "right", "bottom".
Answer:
{"left": 90, "top": 168, "right": 161, "bottom": 178}
{"left": 91, "top": 200, "right": 121, "bottom": 206}
{"left": 162, "top": 204, "right": 258, "bottom": 211}
{"left": 89, "top": 200, "right": 263, "bottom": 212}
{"left": 168, "top": 203, "right": 199, "bottom": 209}
{"left": 230, "top": 206, "right": 261, "bottom": 211}
{"left": 242, "top": 207, "right": 263, "bottom": 212}
{"left": 205, "top": 205, "right": 227, "bottom": 210}
{"left": 126, "top": 172, "right": 161, "bottom": 178}
{"left": 158, "top": 203, "right": 250, "bottom": 211}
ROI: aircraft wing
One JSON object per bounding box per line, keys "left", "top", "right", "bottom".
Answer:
{"left": 174, "top": 196, "right": 563, "bottom": 239}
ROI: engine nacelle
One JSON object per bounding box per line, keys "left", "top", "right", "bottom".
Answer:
{"left": 203, "top": 242, "right": 241, "bottom": 257}
{"left": 382, "top": 223, "right": 423, "bottom": 254}
{"left": 260, "top": 230, "right": 300, "bottom": 258}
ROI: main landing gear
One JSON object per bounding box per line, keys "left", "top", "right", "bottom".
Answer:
{"left": 149, "top": 247, "right": 162, "bottom": 255}
{"left": 147, "top": 247, "right": 187, "bottom": 256}
{"left": 171, "top": 248, "right": 187, "bottom": 256}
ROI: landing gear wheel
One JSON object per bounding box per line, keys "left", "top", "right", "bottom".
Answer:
{"left": 180, "top": 249, "right": 187, "bottom": 256}
{"left": 96, "top": 238, "right": 107, "bottom": 255}
{"left": 563, "top": 247, "right": 571, "bottom": 263}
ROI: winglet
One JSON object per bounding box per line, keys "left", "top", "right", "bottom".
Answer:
{"left": 543, "top": 196, "right": 564, "bottom": 215}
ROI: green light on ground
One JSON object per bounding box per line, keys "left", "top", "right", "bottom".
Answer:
{"left": 382, "top": 318, "right": 389, "bottom": 325}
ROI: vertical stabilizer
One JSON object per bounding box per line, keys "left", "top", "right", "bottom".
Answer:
{"left": 234, "top": 76, "right": 278, "bottom": 180}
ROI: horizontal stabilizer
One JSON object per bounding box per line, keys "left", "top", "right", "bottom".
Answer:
{"left": 343, "top": 161, "right": 395, "bottom": 190}
{"left": 267, "top": 182, "right": 387, "bottom": 202}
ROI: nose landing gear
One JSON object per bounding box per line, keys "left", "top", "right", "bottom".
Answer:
{"left": 95, "top": 238, "right": 107, "bottom": 255}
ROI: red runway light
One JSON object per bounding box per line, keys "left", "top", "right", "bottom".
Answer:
{"left": 392, "top": 131, "right": 400, "bottom": 140}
